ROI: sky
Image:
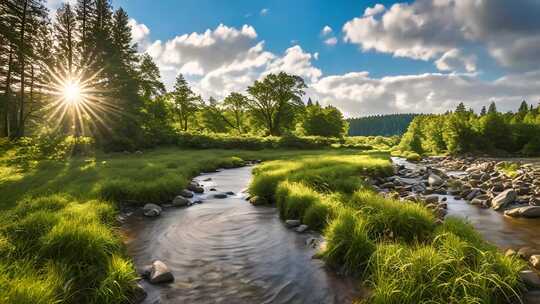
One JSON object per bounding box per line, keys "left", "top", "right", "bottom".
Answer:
{"left": 48, "top": 0, "right": 540, "bottom": 117}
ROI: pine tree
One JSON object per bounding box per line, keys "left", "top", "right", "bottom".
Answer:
{"left": 75, "top": 0, "right": 96, "bottom": 67}
{"left": 138, "top": 53, "right": 165, "bottom": 99}
{"left": 54, "top": 3, "right": 77, "bottom": 73}
{"left": 487, "top": 102, "right": 497, "bottom": 114}
{"left": 518, "top": 100, "right": 529, "bottom": 114}
{"left": 480, "top": 106, "right": 487, "bottom": 116}
{"left": 306, "top": 97, "right": 313, "bottom": 106}
{"left": 171, "top": 74, "right": 200, "bottom": 131}
{"left": 455, "top": 102, "right": 467, "bottom": 115}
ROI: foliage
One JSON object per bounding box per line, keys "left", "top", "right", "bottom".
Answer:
{"left": 300, "top": 103, "right": 348, "bottom": 137}
{"left": 348, "top": 114, "right": 419, "bottom": 136}
{"left": 397, "top": 101, "right": 540, "bottom": 155}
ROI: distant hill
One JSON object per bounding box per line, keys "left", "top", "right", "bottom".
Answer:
{"left": 347, "top": 114, "right": 419, "bottom": 136}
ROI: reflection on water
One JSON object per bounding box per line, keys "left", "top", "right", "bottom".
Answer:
{"left": 123, "top": 166, "right": 360, "bottom": 304}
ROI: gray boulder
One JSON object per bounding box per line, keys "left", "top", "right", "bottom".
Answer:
{"left": 179, "top": 189, "right": 194, "bottom": 198}
{"left": 520, "top": 270, "right": 540, "bottom": 289}
{"left": 295, "top": 225, "right": 309, "bottom": 233}
{"left": 492, "top": 189, "right": 517, "bottom": 210}
{"left": 148, "top": 260, "right": 174, "bottom": 284}
{"left": 285, "top": 219, "right": 301, "bottom": 228}
{"left": 143, "top": 203, "right": 162, "bottom": 217}
{"left": 504, "top": 206, "right": 540, "bottom": 218}
{"left": 172, "top": 196, "right": 190, "bottom": 207}
{"left": 424, "top": 195, "right": 439, "bottom": 204}
{"left": 428, "top": 174, "right": 444, "bottom": 187}
{"left": 213, "top": 193, "right": 227, "bottom": 199}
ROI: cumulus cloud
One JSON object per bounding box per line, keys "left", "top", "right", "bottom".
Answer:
{"left": 435, "top": 49, "right": 476, "bottom": 72}
{"left": 343, "top": 0, "right": 540, "bottom": 71}
{"left": 260, "top": 8, "right": 269, "bottom": 16}
{"left": 311, "top": 71, "right": 540, "bottom": 117}
{"left": 324, "top": 37, "right": 338, "bottom": 46}
{"left": 128, "top": 19, "right": 151, "bottom": 51}
{"left": 321, "top": 25, "right": 333, "bottom": 36}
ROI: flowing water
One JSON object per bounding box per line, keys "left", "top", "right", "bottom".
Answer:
{"left": 392, "top": 157, "right": 540, "bottom": 250}
{"left": 123, "top": 166, "right": 360, "bottom": 304}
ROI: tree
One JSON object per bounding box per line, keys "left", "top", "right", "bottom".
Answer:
{"left": 301, "top": 103, "right": 347, "bottom": 137}
{"left": 487, "top": 101, "right": 497, "bottom": 114}
{"left": 455, "top": 102, "right": 467, "bottom": 115}
{"left": 247, "top": 72, "right": 306, "bottom": 136}
{"left": 222, "top": 92, "right": 248, "bottom": 133}
{"left": 137, "top": 53, "right": 165, "bottom": 100}
{"left": 75, "top": 0, "right": 95, "bottom": 66}
{"left": 171, "top": 74, "right": 200, "bottom": 131}
{"left": 480, "top": 106, "right": 487, "bottom": 116}
{"left": 54, "top": 3, "right": 77, "bottom": 73}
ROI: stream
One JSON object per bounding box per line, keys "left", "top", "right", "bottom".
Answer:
{"left": 392, "top": 157, "right": 540, "bottom": 250}
{"left": 122, "top": 166, "right": 360, "bottom": 304}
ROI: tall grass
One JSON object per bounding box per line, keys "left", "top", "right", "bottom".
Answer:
{"left": 248, "top": 152, "right": 526, "bottom": 303}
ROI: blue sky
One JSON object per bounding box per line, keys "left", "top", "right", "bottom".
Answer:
{"left": 49, "top": 0, "right": 540, "bottom": 116}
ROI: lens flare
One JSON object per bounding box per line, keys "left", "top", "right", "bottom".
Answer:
{"left": 63, "top": 80, "right": 82, "bottom": 104}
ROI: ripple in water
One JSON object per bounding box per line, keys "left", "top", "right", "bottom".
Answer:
{"left": 123, "top": 166, "right": 360, "bottom": 304}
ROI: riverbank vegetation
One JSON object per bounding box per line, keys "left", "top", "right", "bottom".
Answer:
{"left": 249, "top": 153, "right": 526, "bottom": 303}
{"left": 0, "top": 147, "right": 377, "bottom": 303}
{"left": 397, "top": 101, "right": 540, "bottom": 156}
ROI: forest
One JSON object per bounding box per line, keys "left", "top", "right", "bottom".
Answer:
{"left": 0, "top": 0, "right": 348, "bottom": 154}
{"left": 398, "top": 101, "right": 540, "bottom": 156}
{"left": 347, "top": 113, "right": 418, "bottom": 136}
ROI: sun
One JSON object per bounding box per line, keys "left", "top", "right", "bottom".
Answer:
{"left": 63, "top": 79, "right": 82, "bottom": 104}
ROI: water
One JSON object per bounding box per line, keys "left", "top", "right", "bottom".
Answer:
{"left": 392, "top": 157, "right": 540, "bottom": 250}
{"left": 123, "top": 166, "right": 360, "bottom": 304}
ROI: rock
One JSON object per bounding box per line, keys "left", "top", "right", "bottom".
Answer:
{"left": 465, "top": 188, "right": 481, "bottom": 201}
{"left": 505, "top": 206, "right": 540, "bottom": 218}
{"left": 428, "top": 174, "right": 444, "bottom": 187}
{"left": 225, "top": 191, "right": 235, "bottom": 195}
{"left": 210, "top": 188, "right": 217, "bottom": 191}
{"left": 148, "top": 260, "right": 174, "bottom": 284}
{"left": 249, "top": 196, "right": 266, "bottom": 206}
{"left": 380, "top": 182, "right": 394, "bottom": 189}
{"left": 296, "top": 225, "right": 309, "bottom": 233}
{"left": 520, "top": 270, "right": 540, "bottom": 289}
{"left": 132, "top": 282, "right": 147, "bottom": 303}
{"left": 187, "top": 181, "right": 200, "bottom": 191}
{"left": 172, "top": 196, "right": 190, "bottom": 207}
{"left": 143, "top": 204, "right": 162, "bottom": 217}
{"left": 492, "top": 189, "right": 517, "bottom": 210}
{"left": 179, "top": 189, "right": 194, "bottom": 198}
{"left": 531, "top": 255, "right": 540, "bottom": 270}
{"left": 505, "top": 249, "right": 517, "bottom": 257}
{"left": 424, "top": 195, "right": 439, "bottom": 204}
{"left": 213, "top": 193, "right": 227, "bottom": 199}
{"left": 285, "top": 219, "right": 301, "bottom": 228}
{"left": 519, "top": 247, "right": 537, "bottom": 260}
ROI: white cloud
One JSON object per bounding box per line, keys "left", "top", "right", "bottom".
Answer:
{"left": 264, "top": 45, "right": 322, "bottom": 83}
{"left": 363, "top": 4, "right": 385, "bottom": 17}
{"left": 343, "top": 0, "right": 540, "bottom": 71}
{"left": 321, "top": 25, "right": 333, "bottom": 36}
{"left": 435, "top": 49, "right": 476, "bottom": 72}
{"left": 324, "top": 37, "right": 338, "bottom": 46}
{"left": 311, "top": 71, "right": 540, "bottom": 117}
{"left": 128, "top": 19, "right": 151, "bottom": 51}
{"left": 260, "top": 8, "right": 269, "bottom": 16}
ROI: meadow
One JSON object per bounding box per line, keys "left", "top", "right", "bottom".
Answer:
{"left": 0, "top": 145, "right": 373, "bottom": 304}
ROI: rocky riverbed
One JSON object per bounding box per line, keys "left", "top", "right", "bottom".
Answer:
{"left": 369, "top": 156, "right": 540, "bottom": 298}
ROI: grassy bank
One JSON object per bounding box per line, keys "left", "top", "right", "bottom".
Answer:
{"left": 249, "top": 153, "right": 525, "bottom": 303}
{"left": 0, "top": 147, "right": 367, "bottom": 303}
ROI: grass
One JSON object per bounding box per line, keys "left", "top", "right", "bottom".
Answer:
{"left": 496, "top": 161, "right": 520, "bottom": 178}
{"left": 248, "top": 153, "right": 526, "bottom": 303}
{"left": 0, "top": 146, "right": 372, "bottom": 304}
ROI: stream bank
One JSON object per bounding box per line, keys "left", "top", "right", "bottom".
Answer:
{"left": 122, "top": 166, "right": 360, "bottom": 304}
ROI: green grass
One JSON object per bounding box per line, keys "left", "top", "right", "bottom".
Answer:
{"left": 496, "top": 161, "right": 520, "bottom": 178}
{"left": 0, "top": 147, "right": 373, "bottom": 304}
{"left": 248, "top": 152, "right": 526, "bottom": 303}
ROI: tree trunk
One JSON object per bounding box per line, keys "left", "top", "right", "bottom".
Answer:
{"left": 2, "top": 44, "right": 13, "bottom": 138}
{"left": 17, "top": 0, "right": 29, "bottom": 138}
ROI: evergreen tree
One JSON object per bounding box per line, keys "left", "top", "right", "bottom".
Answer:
{"left": 455, "top": 102, "right": 467, "bottom": 115}
{"left": 480, "top": 106, "right": 487, "bottom": 116}
{"left": 487, "top": 102, "right": 497, "bottom": 114}
{"left": 75, "top": 0, "right": 96, "bottom": 66}
{"left": 171, "top": 74, "right": 200, "bottom": 131}
{"left": 137, "top": 53, "right": 165, "bottom": 100}
{"left": 54, "top": 3, "right": 77, "bottom": 73}
{"left": 306, "top": 97, "right": 313, "bottom": 106}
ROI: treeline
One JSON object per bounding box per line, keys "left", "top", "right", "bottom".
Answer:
{"left": 0, "top": 0, "right": 348, "bottom": 151}
{"left": 348, "top": 113, "right": 418, "bottom": 136}
{"left": 398, "top": 101, "right": 540, "bottom": 156}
